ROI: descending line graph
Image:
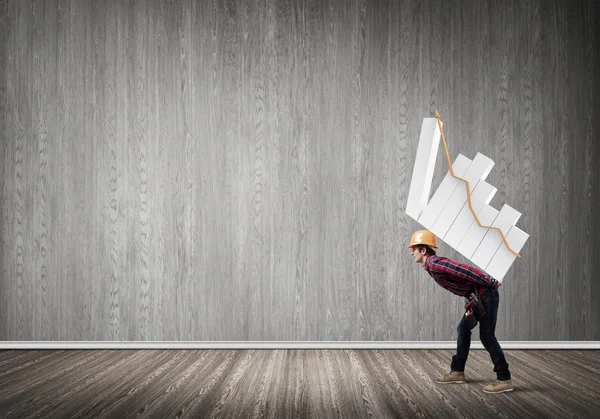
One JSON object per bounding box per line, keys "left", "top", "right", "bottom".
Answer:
{"left": 434, "top": 110, "right": 520, "bottom": 258}
{"left": 405, "top": 113, "right": 529, "bottom": 281}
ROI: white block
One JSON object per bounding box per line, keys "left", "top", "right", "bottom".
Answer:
{"left": 470, "top": 204, "right": 522, "bottom": 271}
{"left": 431, "top": 153, "right": 495, "bottom": 239}
{"left": 445, "top": 181, "right": 497, "bottom": 249}
{"left": 405, "top": 118, "right": 442, "bottom": 221}
{"left": 456, "top": 204, "right": 499, "bottom": 260}
{"left": 485, "top": 225, "right": 529, "bottom": 280}
{"left": 417, "top": 154, "right": 471, "bottom": 229}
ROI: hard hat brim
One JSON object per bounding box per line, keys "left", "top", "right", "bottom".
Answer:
{"left": 407, "top": 243, "right": 438, "bottom": 249}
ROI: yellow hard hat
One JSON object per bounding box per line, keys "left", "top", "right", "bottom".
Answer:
{"left": 408, "top": 230, "right": 438, "bottom": 248}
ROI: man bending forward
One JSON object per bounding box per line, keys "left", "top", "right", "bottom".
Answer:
{"left": 408, "top": 229, "right": 513, "bottom": 394}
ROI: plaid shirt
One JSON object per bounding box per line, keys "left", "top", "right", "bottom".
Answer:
{"left": 424, "top": 255, "right": 493, "bottom": 298}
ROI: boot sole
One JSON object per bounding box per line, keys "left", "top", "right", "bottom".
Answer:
{"left": 483, "top": 388, "right": 514, "bottom": 393}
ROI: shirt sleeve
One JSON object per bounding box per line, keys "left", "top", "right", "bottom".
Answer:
{"left": 428, "top": 257, "right": 491, "bottom": 286}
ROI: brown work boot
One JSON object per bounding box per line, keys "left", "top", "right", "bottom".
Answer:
{"left": 482, "top": 379, "right": 514, "bottom": 393}
{"left": 435, "top": 371, "right": 466, "bottom": 384}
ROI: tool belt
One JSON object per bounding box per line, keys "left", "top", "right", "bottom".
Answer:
{"left": 465, "top": 293, "right": 486, "bottom": 318}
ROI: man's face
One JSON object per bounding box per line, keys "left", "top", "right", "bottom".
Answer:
{"left": 409, "top": 246, "right": 426, "bottom": 264}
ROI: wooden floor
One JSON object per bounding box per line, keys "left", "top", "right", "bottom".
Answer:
{"left": 1, "top": 349, "right": 599, "bottom": 418}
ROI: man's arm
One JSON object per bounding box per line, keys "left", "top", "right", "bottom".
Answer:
{"left": 429, "top": 257, "right": 491, "bottom": 286}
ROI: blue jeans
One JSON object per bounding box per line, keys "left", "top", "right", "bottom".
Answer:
{"left": 450, "top": 287, "right": 511, "bottom": 381}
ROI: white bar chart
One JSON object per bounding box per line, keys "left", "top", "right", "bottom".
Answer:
{"left": 405, "top": 117, "right": 530, "bottom": 281}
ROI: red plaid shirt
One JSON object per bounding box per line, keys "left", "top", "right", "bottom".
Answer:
{"left": 423, "top": 255, "right": 493, "bottom": 297}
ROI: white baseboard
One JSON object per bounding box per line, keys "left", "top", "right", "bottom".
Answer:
{"left": 1, "top": 341, "right": 599, "bottom": 349}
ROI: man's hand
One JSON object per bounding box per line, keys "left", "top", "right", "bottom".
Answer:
{"left": 464, "top": 299, "right": 474, "bottom": 317}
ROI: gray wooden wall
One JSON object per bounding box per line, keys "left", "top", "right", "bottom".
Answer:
{"left": 1, "top": 0, "right": 599, "bottom": 342}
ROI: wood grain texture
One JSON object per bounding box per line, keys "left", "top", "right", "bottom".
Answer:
{"left": 0, "top": 0, "right": 599, "bottom": 341}
{"left": 0, "top": 0, "right": 8, "bottom": 344}
{"left": 1, "top": 349, "right": 600, "bottom": 418}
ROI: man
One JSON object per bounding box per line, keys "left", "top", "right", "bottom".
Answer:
{"left": 408, "top": 229, "right": 513, "bottom": 394}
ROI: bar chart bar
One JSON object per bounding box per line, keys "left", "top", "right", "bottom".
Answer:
{"left": 444, "top": 181, "right": 497, "bottom": 249}
{"left": 405, "top": 118, "right": 442, "bottom": 220}
{"left": 456, "top": 204, "right": 499, "bottom": 261}
{"left": 485, "top": 225, "right": 529, "bottom": 280}
{"left": 417, "top": 154, "right": 471, "bottom": 229}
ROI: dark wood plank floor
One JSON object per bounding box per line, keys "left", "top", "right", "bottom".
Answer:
{"left": 0, "top": 349, "right": 599, "bottom": 418}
